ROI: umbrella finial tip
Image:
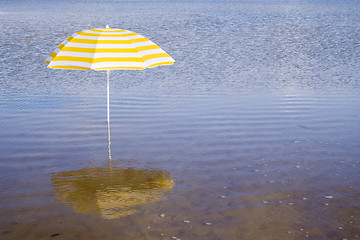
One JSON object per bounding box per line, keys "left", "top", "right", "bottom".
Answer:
{"left": 106, "top": 25, "right": 109, "bottom": 28}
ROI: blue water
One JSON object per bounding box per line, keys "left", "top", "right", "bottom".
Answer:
{"left": 0, "top": 0, "right": 360, "bottom": 239}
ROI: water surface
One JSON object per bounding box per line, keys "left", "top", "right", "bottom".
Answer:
{"left": 0, "top": 0, "right": 360, "bottom": 239}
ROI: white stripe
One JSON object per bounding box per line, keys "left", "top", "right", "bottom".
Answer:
{"left": 65, "top": 42, "right": 136, "bottom": 49}
{"left": 139, "top": 49, "right": 167, "bottom": 56}
{"left": 55, "top": 51, "right": 93, "bottom": 58}
{"left": 45, "top": 56, "right": 52, "bottom": 63}
{"left": 144, "top": 57, "right": 175, "bottom": 67}
{"left": 92, "top": 53, "right": 142, "bottom": 58}
{"left": 92, "top": 61, "right": 146, "bottom": 69}
{"left": 48, "top": 61, "right": 91, "bottom": 69}
{"left": 132, "top": 41, "right": 157, "bottom": 47}
{"left": 128, "top": 35, "right": 147, "bottom": 40}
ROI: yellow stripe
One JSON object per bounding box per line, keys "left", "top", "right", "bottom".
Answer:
{"left": 48, "top": 66, "right": 91, "bottom": 70}
{"left": 94, "top": 66, "right": 145, "bottom": 70}
{"left": 53, "top": 56, "right": 93, "bottom": 63}
{"left": 129, "top": 37, "right": 150, "bottom": 43}
{"left": 89, "top": 29, "right": 126, "bottom": 32}
{"left": 77, "top": 31, "right": 138, "bottom": 37}
{"left": 57, "top": 44, "right": 65, "bottom": 49}
{"left": 49, "top": 52, "right": 57, "bottom": 58}
{"left": 61, "top": 47, "right": 139, "bottom": 53}
{"left": 137, "top": 45, "right": 161, "bottom": 51}
{"left": 70, "top": 38, "right": 148, "bottom": 44}
{"left": 66, "top": 36, "right": 74, "bottom": 42}
{"left": 142, "top": 53, "right": 170, "bottom": 61}
{"left": 60, "top": 45, "right": 161, "bottom": 53}
{"left": 52, "top": 56, "right": 144, "bottom": 63}
{"left": 148, "top": 62, "right": 174, "bottom": 68}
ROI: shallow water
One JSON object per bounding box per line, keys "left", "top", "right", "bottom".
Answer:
{"left": 1, "top": 0, "right": 360, "bottom": 239}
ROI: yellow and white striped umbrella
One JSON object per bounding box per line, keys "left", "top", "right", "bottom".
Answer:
{"left": 45, "top": 25, "right": 174, "bottom": 124}
{"left": 45, "top": 25, "right": 174, "bottom": 70}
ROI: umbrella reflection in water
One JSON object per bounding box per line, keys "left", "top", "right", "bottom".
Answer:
{"left": 51, "top": 164, "right": 174, "bottom": 219}
{"left": 52, "top": 128, "right": 174, "bottom": 219}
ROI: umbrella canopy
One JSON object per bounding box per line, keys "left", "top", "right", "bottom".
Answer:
{"left": 51, "top": 166, "right": 174, "bottom": 219}
{"left": 45, "top": 25, "right": 175, "bottom": 70}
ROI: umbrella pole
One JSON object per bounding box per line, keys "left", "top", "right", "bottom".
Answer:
{"left": 107, "top": 70, "right": 110, "bottom": 124}
{"left": 106, "top": 70, "right": 112, "bottom": 162}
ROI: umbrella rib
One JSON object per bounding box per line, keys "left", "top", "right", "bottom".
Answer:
{"left": 90, "top": 29, "right": 103, "bottom": 69}
{"left": 128, "top": 36, "right": 146, "bottom": 68}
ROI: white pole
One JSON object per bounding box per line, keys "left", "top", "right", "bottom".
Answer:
{"left": 106, "top": 25, "right": 111, "bottom": 163}
{"left": 107, "top": 70, "right": 110, "bottom": 123}
{"left": 106, "top": 69, "right": 112, "bottom": 162}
